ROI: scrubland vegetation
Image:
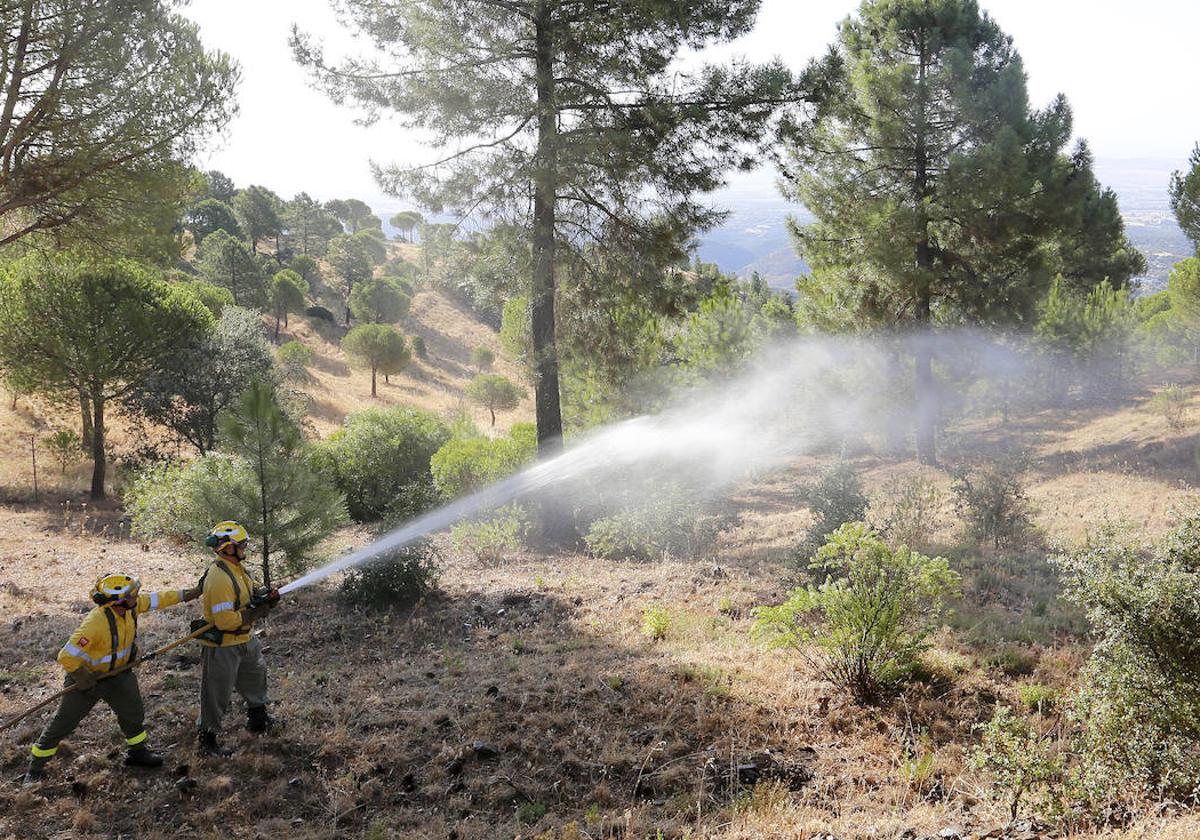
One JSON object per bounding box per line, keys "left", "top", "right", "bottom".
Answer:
{"left": 3, "top": 0, "right": 1200, "bottom": 838}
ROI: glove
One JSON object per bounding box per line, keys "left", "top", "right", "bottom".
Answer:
{"left": 181, "top": 584, "right": 202, "bottom": 602}
{"left": 189, "top": 618, "right": 224, "bottom": 645}
{"left": 240, "top": 603, "right": 270, "bottom": 624}
{"left": 68, "top": 668, "right": 97, "bottom": 692}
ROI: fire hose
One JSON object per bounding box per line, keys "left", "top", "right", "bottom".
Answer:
{"left": 1, "top": 588, "right": 281, "bottom": 733}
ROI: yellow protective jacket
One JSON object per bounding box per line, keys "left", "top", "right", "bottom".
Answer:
{"left": 200, "top": 558, "right": 257, "bottom": 647}
{"left": 58, "top": 590, "right": 185, "bottom": 674}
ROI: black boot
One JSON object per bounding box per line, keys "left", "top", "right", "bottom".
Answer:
{"left": 23, "top": 756, "right": 48, "bottom": 786}
{"left": 197, "top": 730, "right": 232, "bottom": 757}
{"left": 125, "top": 747, "right": 164, "bottom": 768}
{"left": 246, "top": 705, "right": 276, "bottom": 734}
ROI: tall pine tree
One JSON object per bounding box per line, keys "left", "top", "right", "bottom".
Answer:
{"left": 782, "top": 0, "right": 1142, "bottom": 463}
{"left": 292, "top": 0, "right": 799, "bottom": 465}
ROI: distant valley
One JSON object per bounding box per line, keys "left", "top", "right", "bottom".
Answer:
{"left": 696, "top": 158, "right": 1194, "bottom": 294}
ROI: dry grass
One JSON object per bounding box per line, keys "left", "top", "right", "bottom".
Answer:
{"left": 2, "top": 292, "right": 1200, "bottom": 836}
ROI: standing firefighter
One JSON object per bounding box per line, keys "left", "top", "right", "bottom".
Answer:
{"left": 25, "top": 574, "right": 201, "bottom": 783}
{"left": 196, "top": 521, "right": 279, "bottom": 757}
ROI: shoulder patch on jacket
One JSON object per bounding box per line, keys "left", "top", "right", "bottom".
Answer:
{"left": 77, "top": 636, "right": 89, "bottom": 647}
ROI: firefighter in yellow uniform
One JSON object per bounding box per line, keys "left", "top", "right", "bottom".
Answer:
{"left": 25, "top": 574, "right": 201, "bottom": 783}
{"left": 196, "top": 521, "right": 279, "bottom": 756}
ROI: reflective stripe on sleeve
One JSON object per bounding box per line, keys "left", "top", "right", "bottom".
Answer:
{"left": 63, "top": 644, "right": 111, "bottom": 667}
{"left": 211, "top": 601, "right": 236, "bottom": 613}
{"left": 31, "top": 744, "right": 57, "bottom": 757}
{"left": 149, "top": 593, "right": 159, "bottom": 610}
{"left": 126, "top": 730, "right": 148, "bottom": 747}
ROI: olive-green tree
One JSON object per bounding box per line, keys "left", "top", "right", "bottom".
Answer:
{"left": 466, "top": 374, "right": 524, "bottom": 427}
{"left": 349, "top": 276, "right": 410, "bottom": 324}
{"left": 782, "top": 0, "right": 1144, "bottom": 463}
{"left": 0, "top": 256, "right": 214, "bottom": 497}
{"left": 0, "top": 0, "right": 237, "bottom": 249}
{"left": 234, "top": 185, "right": 283, "bottom": 255}
{"left": 1171, "top": 145, "right": 1200, "bottom": 253}
{"left": 269, "top": 269, "right": 309, "bottom": 341}
{"left": 328, "top": 233, "right": 375, "bottom": 325}
{"left": 198, "top": 229, "right": 267, "bottom": 309}
{"left": 343, "top": 324, "right": 411, "bottom": 396}
{"left": 294, "top": 0, "right": 798, "bottom": 464}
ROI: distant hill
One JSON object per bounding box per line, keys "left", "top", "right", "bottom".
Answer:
{"left": 698, "top": 158, "right": 1194, "bottom": 294}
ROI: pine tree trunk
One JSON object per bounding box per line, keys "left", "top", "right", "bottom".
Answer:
{"left": 90, "top": 394, "right": 106, "bottom": 499}
{"left": 531, "top": 5, "right": 572, "bottom": 545}
{"left": 913, "top": 33, "right": 937, "bottom": 467}
{"left": 531, "top": 7, "right": 563, "bottom": 458}
{"left": 371, "top": 367, "right": 377, "bottom": 397}
{"left": 274, "top": 314, "right": 281, "bottom": 343}
{"left": 79, "top": 390, "right": 93, "bottom": 450}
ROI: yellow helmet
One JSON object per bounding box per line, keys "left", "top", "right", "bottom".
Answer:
{"left": 205, "top": 520, "right": 248, "bottom": 552}
{"left": 92, "top": 573, "right": 141, "bottom": 606}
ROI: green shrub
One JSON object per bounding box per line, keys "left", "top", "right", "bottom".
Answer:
{"left": 277, "top": 340, "right": 313, "bottom": 382}
{"left": 125, "top": 451, "right": 346, "bottom": 574}
{"left": 1149, "top": 383, "right": 1188, "bottom": 431}
{"left": 584, "top": 483, "right": 731, "bottom": 561}
{"left": 800, "top": 459, "right": 868, "bottom": 553}
{"left": 869, "top": 474, "right": 943, "bottom": 550}
{"left": 1018, "top": 684, "right": 1060, "bottom": 714}
{"left": 339, "top": 540, "right": 440, "bottom": 611}
{"left": 430, "top": 423, "right": 536, "bottom": 499}
{"left": 985, "top": 646, "right": 1039, "bottom": 678}
{"left": 951, "top": 458, "right": 1035, "bottom": 549}
{"left": 43, "top": 429, "right": 82, "bottom": 475}
{"left": 411, "top": 335, "right": 427, "bottom": 360}
{"left": 970, "top": 706, "right": 1065, "bottom": 821}
{"left": 641, "top": 605, "right": 671, "bottom": 641}
{"left": 1054, "top": 520, "right": 1200, "bottom": 799}
{"left": 314, "top": 406, "right": 451, "bottom": 522}
{"left": 450, "top": 504, "right": 526, "bottom": 563}
{"left": 672, "top": 662, "right": 730, "bottom": 698}
{"left": 753, "top": 523, "right": 959, "bottom": 703}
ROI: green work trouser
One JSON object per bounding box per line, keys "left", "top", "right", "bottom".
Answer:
{"left": 198, "top": 635, "right": 269, "bottom": 733}
{"left": 32, "top": 670, "right": 148, "bottom": 760}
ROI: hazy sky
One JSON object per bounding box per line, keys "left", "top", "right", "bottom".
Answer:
{"left": 184, "top": 0, "right": 1199, "bottom": 206}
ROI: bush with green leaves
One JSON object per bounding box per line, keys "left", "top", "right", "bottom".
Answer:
{"left": 1148, "top": 383, "right": 1188, "bottom": 431}
{"left": 641, "top": 605, "right": 671, "bottom": 641}
{"left": 430, "top": 422, "right": 537, "bottom": 499}
{"left": 43, "top": 429, "right": 82, "bottom": 474}
{"left": 869, "top": 474, "right": 943, "bottom": 550}
{"left": 970, "top": 706, "right": 1065, "bottom": 821}
{"left": 276, "top": 340, "right": 313, "bottom": 382}
{"left": 465, "top": 373, "right": 524, "bottom": 427}
{"left": 450, "top": 503, "right": 526, "bottom": 564}
{"left": 339, "top": 539, "right": 440, "bottom": 611}
{"left": 951, "top": 458, "right": 1035, "bottom": 549}
{"left": 583, "top": 482, "right": 732, "bottom": 562}
{"left": 125, "top": 447, "right": 347, "bottom": 576}
{"left": 314, "top": 406, "right": 451, "bottom": 522}
{"left": 753, "top": 523, "right": 959, "bottom": 703}
{"left": 411, "top": 335, "right": 427, "bottom": 360}
{"left": 1054, "top": 519, "right": 1200, "bottom": 800}
{"left": 800, "top": 459, "right": 868, "bottom": 553}
{"left": 470, "top": 345, "right": 495, "bottom": 372}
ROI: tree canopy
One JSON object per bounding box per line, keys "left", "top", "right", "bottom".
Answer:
{"left": 0, "top": 1, "right": 237, "bottom": 250}
{"left": 343, "top": 323, "right": 411, "bottom": 396}
{"left": 1171, "top": 145, "right": 1200, "bottom": 253}
{"left": 293, "top": 0, "right": 801, "bottom": 473}
{"left": 0, "top": 256, "right": 213, "bottom": 497}
{"left": 780, "top": 0, "right": 1143, "bottom": 462}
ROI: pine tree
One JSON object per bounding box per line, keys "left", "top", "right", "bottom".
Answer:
{"left": 781, "top": 0, "right": 1143, "bottom": 463}
{"left": 1171, "top": 145, "right": 1200, "bottom": 253}
{"left": 218, "top": 381, "right": 348, "bottom": 584}
{"left": 293, "top": 0, "right": 799, "bottom": 464}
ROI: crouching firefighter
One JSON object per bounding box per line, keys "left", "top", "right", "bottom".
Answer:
{"left": 25, "top": 574, "right": 202, "bottom": 783}
{"left": 194, "top": 521, "right": 280, "bottom": 757}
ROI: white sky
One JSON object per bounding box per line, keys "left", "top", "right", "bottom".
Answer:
{"left": 183, "top": 0, "right": 1200, "bottom": 206}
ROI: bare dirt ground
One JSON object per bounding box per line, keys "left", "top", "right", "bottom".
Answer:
{"left": 2, "top": 289, "right": 1200, "bottom": 837}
